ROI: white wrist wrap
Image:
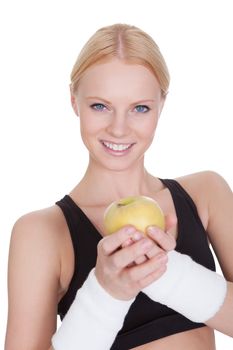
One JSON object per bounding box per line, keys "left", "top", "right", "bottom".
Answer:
{"left": 143, "top": 250, "right": 227, "bottom": 323}
{"left": 52, "top": 268, "right": 134, "bottom": 350}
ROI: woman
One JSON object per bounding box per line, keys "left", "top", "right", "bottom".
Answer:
{"left": 5, "top": 23, "right": 233, "bottom": 350}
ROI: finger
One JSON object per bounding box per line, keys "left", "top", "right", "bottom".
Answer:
{"left": 121, "top": 234, "right": 148, "bottom": 266}
{"left": 126, "top": 253, "right": 168, "bottom": 285}
{"left": 145, "top": 244, "right": 164, "bottom": 259}
{"left": 121, "top": 231, "right": 144, "bottom": 249}
{"left": 138, "top": 264, "right": 167, "bottom": 289}
{"left": 123, "top": 235, "right": 150, "bottom": 265}
{"left": 109, "top": 237, "right": 154, "bottom": 269}
{"left": 121, "top": 238, "right": 133, "bottom": 248}
{"left": 146, "top": 226, "right": 176, "bottom": 251}
{"left": 135, "top": 238, "right": 164, "bottom": 261}
{"left": 98, "top": 226, "right": 137, "bottom": 256}
{"left": 134, "top": 255, "right": 148, "bottom": 265}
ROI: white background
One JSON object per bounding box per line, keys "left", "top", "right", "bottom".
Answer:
{"left": 0, "top": 0, "right": 232, "bottom": 348}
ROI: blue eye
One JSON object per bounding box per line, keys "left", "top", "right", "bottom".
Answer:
{"left": 91, "top": 103, "right": 106, "bottom": 111}
{"left": 135, "top": 105, "right": 150, "bottom": 113}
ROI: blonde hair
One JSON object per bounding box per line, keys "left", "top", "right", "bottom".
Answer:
{"left": 71, "top": 23, "right": 170, "bottom": 96}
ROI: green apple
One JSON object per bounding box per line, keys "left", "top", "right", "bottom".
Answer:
{"left": 104, "top": 195, "right": 165, "bottom": 235}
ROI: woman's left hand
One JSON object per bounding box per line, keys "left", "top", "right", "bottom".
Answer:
{"left": 122, "top": 214, "right": 177, "bottom": 265}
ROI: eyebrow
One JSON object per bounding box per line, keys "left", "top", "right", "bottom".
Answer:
{"left": 85, "top": 96, "right": 156, "bottom": 105}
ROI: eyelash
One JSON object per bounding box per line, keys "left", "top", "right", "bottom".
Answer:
{"left": 90, "top": 103, "right": 151, "bottom": 113}
{"left": 135, "top": 105, "right": 150, "bottom": 113}
{"left": 90, "top": 103, "right": 107, "bottom": 111}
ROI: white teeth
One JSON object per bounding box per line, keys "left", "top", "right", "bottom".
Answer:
{"left": 103, "top": 141, "right": 131, "bottom": 151}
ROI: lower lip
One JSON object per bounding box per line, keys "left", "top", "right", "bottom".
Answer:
{"left": 101, "top": 142, "right": 134, "bottom": 156}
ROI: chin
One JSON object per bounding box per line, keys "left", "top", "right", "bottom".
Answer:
{"left": 102, "top": 157, "right": 144, "bottom": 172}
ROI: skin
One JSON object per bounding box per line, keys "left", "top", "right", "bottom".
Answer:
{"left": 5, "top": 59, "right": 233, "bottom": 350}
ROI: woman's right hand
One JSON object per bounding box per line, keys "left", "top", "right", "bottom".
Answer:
{"left": 95, "top": 226, "right": 168, "bottom": 301}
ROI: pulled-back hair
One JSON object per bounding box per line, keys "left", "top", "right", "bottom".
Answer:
{"left": 71, "top": 23, "right": 170, "bottom": 97}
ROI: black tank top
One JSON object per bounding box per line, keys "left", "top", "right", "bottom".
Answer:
{"left": 56, "top": 179, "right": 216, "bottom": 349}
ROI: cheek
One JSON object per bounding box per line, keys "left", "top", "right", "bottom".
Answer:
{"left": 137, "top": 116, "right": 158, "bottom": 139}
{"left": 80, "top": 122, "right": 98, "bottom": 143}
{"left": 79, "top": 122, "right": 97, "bottom": 151}
{"left": 79, "top": 115, "right": 108, "bottom": 145}
{"left": 79, "top": 110, "right": 101, "bottom": 135}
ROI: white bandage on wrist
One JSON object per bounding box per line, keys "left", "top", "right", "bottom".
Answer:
{"left": 52, "top": 268, "right": 134, "bottom": 350}
{"left": 143, "top": 250, "right": 227, "bottom": 323}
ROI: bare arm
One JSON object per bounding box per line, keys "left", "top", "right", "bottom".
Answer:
{"left": 5, "top": 208, "right": 62, "bottom": 350}
{"left": 144, "top": 171, "right": 233, "bottom": 337}
{"left": 204, "top": 171, "right": 233, "bottom": 336}
{"left": 178, "top": 171, "right": 233, "bottom": 336}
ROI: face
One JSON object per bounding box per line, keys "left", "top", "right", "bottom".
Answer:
{"left": 72, "top": 59, "right": 165, "bottom": 171}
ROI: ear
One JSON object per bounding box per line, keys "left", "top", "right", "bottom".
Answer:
{"left": 70, "top": 84, "right": 79, "bottom": 116}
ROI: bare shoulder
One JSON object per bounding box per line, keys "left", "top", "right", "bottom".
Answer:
{"left": 11, "top": 204, "right": 67, "bottom": 250}
{"left": 5, "top": 205, "right": 73, "bottom": 349}
{"left": 10, "top": 206, "right": 65, "bottom": 273}
{"left": 175, "top": 171, "right": 233, "bottom": 280}
{"left": 176, "top": 170, "right": 231, "bottom": 190}
{"left": 10, "top": 204, "right": 74, "bottom": 294}
{"left": 176, "top": 171, "right": 222, "bottom": 229}
{"left": 176, "top": 170, "right": 232, "bottom": 206}
{"left": 174, "top": 171, "right": 232, "bottom": 229}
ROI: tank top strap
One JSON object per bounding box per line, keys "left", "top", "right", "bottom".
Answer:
{"left": 159, "top": 178, "right": 203, "bottom": 227}
{"left": 56, "top": 195, "right": 80, "bottom": 253}
{"left": 56, "top": 195, "right": 101, "bottom": 319}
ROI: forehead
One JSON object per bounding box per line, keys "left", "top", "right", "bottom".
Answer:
{"left": 77, "top": 59, "right": 161, "bottom": 99}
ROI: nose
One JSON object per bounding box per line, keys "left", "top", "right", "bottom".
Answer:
{"left": 106, "top": 111, "right": 130, "bottom": 138}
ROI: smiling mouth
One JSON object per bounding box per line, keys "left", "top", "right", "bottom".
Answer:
{"left": 101, "top": 140, "right": 135, "bottom": 152}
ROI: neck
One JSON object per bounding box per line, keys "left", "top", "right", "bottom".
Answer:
{"left": 74, "top": 158, "right": 157, "bottom": 205}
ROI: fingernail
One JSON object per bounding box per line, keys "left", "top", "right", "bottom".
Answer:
{"left": 125, "top": 226, "right": 136, "bottom": 234}
{"left": 122, "top": 238, "right": 132, "bottom": 247}
{"left": 132, "top": 232, "right": 143, "bottom": 241}
{"left": 141, "top": 238, "right": 153, "bottom": 248}
{"left": 147, "top": 226, "right": 158, "bottom": 234}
